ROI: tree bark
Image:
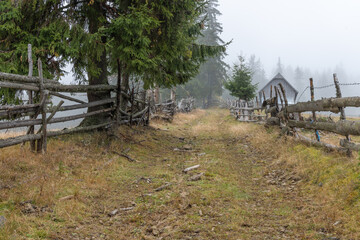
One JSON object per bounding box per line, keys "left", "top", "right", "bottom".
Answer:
{"left": 82, "top": 1, "right": 111, "bottom": 126}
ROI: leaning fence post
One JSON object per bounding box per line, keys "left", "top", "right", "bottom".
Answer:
{"left": 333, "top": 73, "right": 350, "bottom": 142}
{"left": 37, "top": 59, "right": 48, "bottom": 153}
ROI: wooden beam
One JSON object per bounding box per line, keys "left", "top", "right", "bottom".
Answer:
{"left": 0, "top": 71, "right": 59, "bottom": 85}
{"left": 49, "top": 92, "right": 86, "bottom": 104}
{"left": 288, "top": 120, "right": 360, "bottom": 136}
{"left": 0, "top": 121, "right": 115, "bottom": 149}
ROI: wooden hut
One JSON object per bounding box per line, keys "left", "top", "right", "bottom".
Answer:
{"left": 258, "top": 73, "right": 298, "bottom": 104}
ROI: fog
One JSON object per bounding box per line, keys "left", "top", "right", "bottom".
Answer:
{"left": 218, "top": 0, "right": 360, "bottom": 77}
{"left": 218, "top": 0, "right": 360, "bottom": 115}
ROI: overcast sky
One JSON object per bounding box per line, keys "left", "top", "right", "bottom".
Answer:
{"left": 218, "top": 0, "right": 360, "bottom": 78}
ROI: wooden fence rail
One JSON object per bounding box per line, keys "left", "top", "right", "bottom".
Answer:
{"left": 227, "top": 73, "right": 360, "bottom": 155}
{"left": 0, "top": 44, "right": 151, "bottom": 153}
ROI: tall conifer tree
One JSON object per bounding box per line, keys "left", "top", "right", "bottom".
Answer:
{"left": 178, "top": 0, "right": 229, "bottom": 108}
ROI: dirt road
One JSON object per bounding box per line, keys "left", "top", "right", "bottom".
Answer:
{"left": 0, "top": 109, "right": 349, "bottom": 239}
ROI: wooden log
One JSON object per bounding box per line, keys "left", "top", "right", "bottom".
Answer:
{"left": 340, "top": 139, "right": 360, "bottom": 152}
{"left": 309, "top": 78, "right": 316, "bottom": 120}
{"left": 295, "top": 133, "right": 347, "bottom": 153}
{"left": 0, "top": 81, "right": 38, "bottom": 91}
{"left": 0, "top": 107, "right": 113, "bottom": 130}
{"left": 183, "top": 165, "right": 200, "bottom": 173}
{"left": 189, "top": 173, "right": 204, "bottom": 181}
{"left": 37, "top": 59, "right": 47, "bottom": 153}
{"left": 116, "top": 59, "right": 122, "bottom": 125}
{"left": 28, "top": 44, "right": 35, "bottom": 149}
{"left": 48, "top": 108, "right": 114, "bottom": 125}
{"left": 276, "top": 87, "right": 284, "bottom": 109}
{"left": 0, "top": 72, "right": 59, "bottom": 85}
{"left": 266, "top": 117, "right": 280, "bottom": 126}
{"left": 49, "top": 92, "right": 86, "bottom": 104}
{"left": 155, "top": 182, "right": 172, "bottom": 192}
{"left": 283, "top": 97, "right": 360, "bottom": 113}
{"left": 0, "top": 104, "right": 39, "bottom": 119}
{"left": 278, "top": 83, "right": 288, "bottom": 107}
{"left": 48, "top": 98, "right": 115, "bottom": 112}
{"left": 333, "top": 74, "right": 346, "bottom": 120}
{"left": 288, "top": 120, "right": 360, "bottom": 136}
{"left": 0, "top": 121, "right": 115, "bottom": 149}
{"left": 44, "top": 83, "right": 116, "bottom": 92}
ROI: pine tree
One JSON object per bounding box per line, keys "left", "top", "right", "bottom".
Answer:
{"left": 178, "top": 0, "right": 229, "bottom": 108}
{"left": 0, "top": 0, "right": 70, "bottom": 104}
{"left": 225, "top": 56, "right": 257, "bottom": 101}
{"left": 1, "top": 0, "right": 226, "bottom": 122}
{"left": 248, "top": 55, "right": 267, "bottom": 90}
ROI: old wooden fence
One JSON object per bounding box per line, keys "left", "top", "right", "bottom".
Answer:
{"left": 0, "top": 45, "right": 149, "bottom": 153}
{"left": 227, "top": 74, "right": 360, "bottom": 154}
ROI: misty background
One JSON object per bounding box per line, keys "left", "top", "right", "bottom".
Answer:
{"left": 218, "top": 0, "right": 360, "bottom": 102}
{"left": 5, "top": 0, "right": 360, "bottom": 133}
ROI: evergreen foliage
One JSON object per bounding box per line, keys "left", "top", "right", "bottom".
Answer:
{"left": 0, "top": 0, "right": 70, "bottom": 104}
{"left": 177, "top": 0, "right": 229, "bottom": 107}
{"left": 0, "top": 0, "right": 226, "bottom": 106}
{"left": 225, "top": 56, "right": 257, "bottom": 101}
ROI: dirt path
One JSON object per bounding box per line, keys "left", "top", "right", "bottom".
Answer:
{"left": 0, "top": 109, "right": 345, "bottom": 239}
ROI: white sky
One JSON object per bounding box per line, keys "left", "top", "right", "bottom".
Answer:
{"left": 218, "top": 0, "right": 360, "bottom": 77}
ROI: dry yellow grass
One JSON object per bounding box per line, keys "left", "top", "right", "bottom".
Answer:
{"left": 0, "top": 109, "right": 360, "bottom": 239}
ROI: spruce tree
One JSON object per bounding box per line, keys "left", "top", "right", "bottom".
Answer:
{"left": 1, "top": 0, "right": 226, "bottom": 123}
{"left": 178, "top": 0, "right": 229, "bottom": 108}
{"left": 225, "top": 56, "right": 257, "bottom": 101}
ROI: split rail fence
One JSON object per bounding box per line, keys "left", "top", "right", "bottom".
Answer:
{"left": 227, "top": 74, "right": 360, "bottom": 154}
{"left": 0, "top": 45, "right": 150, "bottom": 153}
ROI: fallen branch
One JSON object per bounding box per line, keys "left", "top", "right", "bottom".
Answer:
{"left": 111, "top": 151, "right": 137, "bottom": 162}
{"left": 183, "top": 165, "right": 200, "bottom": 173}
{"left": 189, "top": 173, "right": 204, "bottom": 181}
{"left": 155, "top": 182, "right": 172, "bottom": 192}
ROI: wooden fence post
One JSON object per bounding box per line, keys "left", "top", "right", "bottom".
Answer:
{"left": 129, "top": 87, "right": 134, "bottom": 125}
{"left": 333, "top": 73, "right": 350, "bottom": 141}
{"left": 309, "top": 78, "right": 320, "bottom": 142}
{"left": 37, "top": 59, "right": 48, "bottom": 153}
{"left": 309, "top": 78, "right": 316, "bottom": 120}
{"left": 28, "top": 44, "right": 36, "bottom": 151}
{"left": 116, "top": 59, "right": 122, "bottom": 125}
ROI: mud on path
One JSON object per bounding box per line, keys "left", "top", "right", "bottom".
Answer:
{"left": 0, "top": 109, "right": 349, "bottom": 239}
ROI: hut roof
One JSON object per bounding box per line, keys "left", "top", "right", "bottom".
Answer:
{"left": 259, "top": 73, "right": 298, "bottom": 94}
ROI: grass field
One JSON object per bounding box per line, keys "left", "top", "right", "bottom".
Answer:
{"left": 0, "top": 109, "right": 360, "bottom": 239}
